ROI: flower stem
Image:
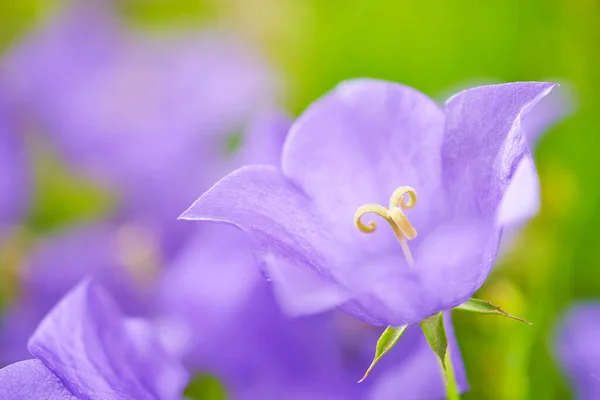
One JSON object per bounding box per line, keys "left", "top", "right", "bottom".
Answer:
{"left": 445, "top": 349, "right": 460, "bottom": 400}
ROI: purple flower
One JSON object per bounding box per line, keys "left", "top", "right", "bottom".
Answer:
{"left": 0, "top": 89, "right": 28, "bottom": 234}
{"left": 157, "top": 223, "right": 468, "bottom": 399}
{"left": 0, "top": 106, "right": 291, "bottom": 365}
{"left": 181, "top": 79, "right": 556, "bottom": 327}
{"left": 1, "top": 1, "right": 280, "bottom": 256}
{"left": 555, "top": 304, "right": 600, "bottom": 400}
{"left": 0, "top": 223, "right": 145, "bottom": 364}
{"left": 0, "top": 279, "right": 188, "bottom": 400}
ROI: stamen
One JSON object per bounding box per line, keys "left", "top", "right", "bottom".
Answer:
{"left": 354, "top": 186, "right": 418, "bottom": 266}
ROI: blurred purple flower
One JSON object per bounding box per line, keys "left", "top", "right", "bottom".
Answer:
{"left": 555, "top": 304, "right": 600, "bottom": 400}
{"left": 157, "top": 223, "right": 468, "bottom": 399}
{"left": 0, "top": 223, "right": 145, "bottom": 364}
{"left": 0, "top": 279, "right": 188, "bottom": 400}
{"left": 181, "top": 79, "right": 556, "bottom": 327}
{"left": 1, "top": 1, "right": 280, "bottom": 256}
{"left": 0, "top": 90, "right": 28, "bottom": 234}
{"left": 0, "top": 105, "right": 291, "bottom": 365}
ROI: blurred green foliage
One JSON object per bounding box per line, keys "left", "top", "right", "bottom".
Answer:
{"left": 184, "top": 374, "right": 228, "bottom": 400}
{"left": 1, "top": 0, "right": 599, "bottom": 398}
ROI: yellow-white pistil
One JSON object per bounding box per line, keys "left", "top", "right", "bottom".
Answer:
{"left": 354, "top": 186, "right": 417, "bottom": 266}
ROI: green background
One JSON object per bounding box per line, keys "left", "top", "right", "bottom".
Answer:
{"left": 2, "top": 1, "right": 598, "bottom": 399}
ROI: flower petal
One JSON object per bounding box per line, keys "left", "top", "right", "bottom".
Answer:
{"left": 496, "top": 155, "right": 540, "bottom": 228}
{"left": 442, "top": 82, "right": 557, "bottom": 221}
{"left": 263, "top": 254, "right": 353, "bottom": 316}
{"left": 0, "top": 359, "right": 74, "bottom": 399}
{"left": 353, "top": 219, "right": 497, "bottom": 326}
{"left": 180, "top": 165, "right": 349, "bottom": 315}
{"left": 123, "top": 319, "right": 189, "bottom": 400}
{"left": 157, "top": 224, "right": 263, "bottom": 361}
{"left": 282, "top": 78, "right": 447, "bottom": 238}
{"left": 28, "top": 279, "right": 187, "bottom": 400}
{"left": 555, "top": 303, "right": 600, "bottom": 400}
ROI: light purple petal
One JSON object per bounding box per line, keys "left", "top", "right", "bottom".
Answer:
{"left": 262, "top": 254, "right": 353, "bottom": 316}
{"left": 0, "top": 359, "right": 74, "bottom": 400}
{"left": 157, "top": 224, "right": 263, "bottom": 361}
{"left": 123, "top": 319, "right": 189, "bottom": 400}
{"left": 282, "top": 78, "right": 447, "bottom": 239}
{"left": 496, "top": 155, "right": 540, "bottom": 228}
{"left": 28, "top": 279, "right": 187, "bottom": 400}
{"left": 180, "top": 165, "right": 350, "bottom": 316}
{"left": 555, "top": 303, "right": 600, "bottom": 400}
{"left": 359, "top": 220, "right": 497, "bottom": 324}
{"left": 442, "top": 82, "right": 557, "bottom": 222}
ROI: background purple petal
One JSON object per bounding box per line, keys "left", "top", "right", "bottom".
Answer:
{"left": 0, "top": 359, "right": 74, "bottom": 400}
{"left": 0, "top": 223, "right": 144, "bottom": 364}
{"left": 555, "top": 303, "right": 600, "bottom": 400}
{"left": 28, "top": 279, "right": 187, "bottom": 400}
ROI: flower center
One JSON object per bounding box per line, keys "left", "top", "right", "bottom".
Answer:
{"left": 354, "top": 186, "right": 418, "bottom": 265}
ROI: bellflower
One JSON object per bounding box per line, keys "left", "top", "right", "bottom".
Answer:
{"left": 0, "top": 279, "right": 188, "bottom": 400}
{"left": 158, "top": 223, "right": 468, "bottom": 399}
{"left": 555, "top": 304, "right": 600, "bottom": 400}
{"left": 0, "top": 223, "right": 145, "bottom": 364}
{"left": 181, "top": 79, "right": 556, "bottom": 327}
{"left": 163, "top": 106, "right": 469, "bottom": 397}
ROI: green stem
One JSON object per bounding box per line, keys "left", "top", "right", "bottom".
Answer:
{"left": 445, "top": 349, "right": 460, "bottom": 400}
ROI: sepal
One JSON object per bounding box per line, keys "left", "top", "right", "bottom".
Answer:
{"left": 454, "top": 298, "right": 531, "bottom": 325}
{"left": 420, "top": 313, "right": 449, "bottom": 377}
{"left": 358, "top": 325, "right": 408, "bottom": 383}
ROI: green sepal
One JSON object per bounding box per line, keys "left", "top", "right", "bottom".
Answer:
{"left": 420, "top": 312, "right": 449, "bottom": 378}
{"left": 454, "top": 298, "right": 531, "bottom": 325}
{"left": 358, "top": 325, "right": 408, "bottom": 383}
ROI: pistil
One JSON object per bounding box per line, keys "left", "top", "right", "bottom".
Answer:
{"left": 354, "top": 186, "right": 417, "bottom": 266}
